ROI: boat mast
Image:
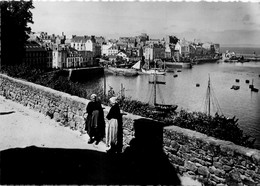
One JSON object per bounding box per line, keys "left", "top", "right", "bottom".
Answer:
{"left": 154, "top": 73, "right": 156, "bottom": 105}
{"left": 103, "top": 71, "right": 106, "bottom": 99}
{"left": 208, "top": 75, "right": 211, "bottom": 116}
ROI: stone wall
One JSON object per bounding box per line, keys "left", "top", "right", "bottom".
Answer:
{"left": 164, "top": 126, "right": 260, "bottom": 185}
{"left": 1, "top": 73, "right": 260, "bottom": 185}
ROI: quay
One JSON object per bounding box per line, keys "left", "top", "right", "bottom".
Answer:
{"left": 231, "top": 53, "right": 260, "bottom": 61}
{"left": 63, "top": 66, "right": 104, "bottom": 81}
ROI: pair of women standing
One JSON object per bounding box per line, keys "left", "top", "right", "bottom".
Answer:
{"left": 84, "top": 94, "right": 122, "bottom": 153}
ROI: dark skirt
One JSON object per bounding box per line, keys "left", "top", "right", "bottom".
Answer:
{"left": 85, "top": 110, "right": 105, "bottom": 139}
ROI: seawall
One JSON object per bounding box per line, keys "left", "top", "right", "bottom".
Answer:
{"left": 63, "top": 67, "right": 104, "bottom": 81}
{"left": 0, "top": 73, "right": 260, "bottom": 185}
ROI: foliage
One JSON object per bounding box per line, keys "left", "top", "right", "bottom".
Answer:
{"left": 0, "top": 0, "right": 34, "bottom": 66}
{"left": 172, "top": 110, "right": 255, "bottom": 148}
{"left": 0, "top": 64, "right": 256, "bottom": 148}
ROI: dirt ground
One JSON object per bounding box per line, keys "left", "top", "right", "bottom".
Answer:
{"left": 0, "top": 96, "right": 201, "bottom": 185}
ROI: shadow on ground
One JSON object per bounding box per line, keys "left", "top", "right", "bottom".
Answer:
{"left": 0, "top": 118, "right": 181, "bottom": 185}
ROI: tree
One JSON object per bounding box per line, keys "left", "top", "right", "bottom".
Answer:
{"left": 0, "top": 0, "right": 34, "bottom": 67}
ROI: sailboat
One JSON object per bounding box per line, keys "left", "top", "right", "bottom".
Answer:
{"left": 203, "top": 75, "right": 223, "bottom": 116}
{"left": 141, "top": 59, "right": 166, "bottom": 75}
{"left": 148, "top": 73, "right": 178, "bottom": 115}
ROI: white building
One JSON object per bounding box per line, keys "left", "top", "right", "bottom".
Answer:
{"left": 101, "top": 43, "right": 113, "bottom": 56}
{"left": 52, "top": 44, "right": 67, "bottom": 68}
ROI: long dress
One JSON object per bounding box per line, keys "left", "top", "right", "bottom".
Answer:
{"left": 85, "top": 101, "right": 105, "bottom": 141}
{"left": 106, "top": 103, "right": 122, "bottom": 152}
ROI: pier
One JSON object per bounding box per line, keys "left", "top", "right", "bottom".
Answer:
{"left": 63, "top": 67, "right": 104, "bottom": 81}
{"left": 235, "top": 53, "right": 260, "bottom": 61}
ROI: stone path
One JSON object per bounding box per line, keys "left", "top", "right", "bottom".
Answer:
{"left": 0, "top": 95, "right": 108, "bottom": 152}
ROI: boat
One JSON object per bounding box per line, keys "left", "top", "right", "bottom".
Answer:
{"left": 173, "top": 74, "right": 178, "bottom": 78}
{"left": 164, "top": 61, "right": 192, "bottom": 69}
{"left": 106, "top": 66, "right": 138, "bottom": 77}
{"left": 251, "top": 87, "right": 259, "bottom": 92}
{"left": 141, "top": 68, "right": 166, "bottom": 75}
{"left": 231, "top": 85, "right": 240, "bottom": 90}
{"left": 203, "top": 75, "right": 223, "bottom": 116}
{"left": 224, "top": 56, "right": 239, "bottom": 63}
{"left": 196, "top": 83, "right": 200, "bottom": 87}
{"left": 148, "top": 73, "right": 178, "bottom": 116}
{"left": 235, "top": 79, "right": 240, "bottom": 83}
{"left": 139, "top": 59, "right": 166, "bottom": 75}
{"left": 193, "top": 56, "right": 219, "bottom": 64}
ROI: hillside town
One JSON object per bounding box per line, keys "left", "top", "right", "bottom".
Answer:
{"left": 24, "top": 32, "right": 221, "bottom": 69}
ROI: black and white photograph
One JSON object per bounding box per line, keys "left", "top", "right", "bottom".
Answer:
{"left": 0, "top": 0, "right": 260, "bottom": 185}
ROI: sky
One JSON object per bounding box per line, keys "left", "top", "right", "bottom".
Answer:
{"left": 30, "top": 1, "right": 260, "bottom": 47}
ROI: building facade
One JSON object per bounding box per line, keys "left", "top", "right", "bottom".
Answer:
{"left": 23, "top": 41, "right": 48, "bottom": 68}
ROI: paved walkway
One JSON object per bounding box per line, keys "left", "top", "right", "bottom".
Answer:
{"left": 0, "top": 96, "right": 108, "bottom": 152}
{"left": 0, "top": 96, "right": 201, "bottom": 185}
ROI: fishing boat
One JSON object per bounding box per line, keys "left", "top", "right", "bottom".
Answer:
{"left": 134, "top": 59, "right": 166, "bottom": 75}
{"left": 148, "top": 73, "right": 178, "bottom": 116}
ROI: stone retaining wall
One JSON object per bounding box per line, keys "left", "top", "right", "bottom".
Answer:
{"left": 164, "top": 126, "right": 260, "bottom": 185}
{"left": 1, "top": 73, "right": 260, "bottom": 185}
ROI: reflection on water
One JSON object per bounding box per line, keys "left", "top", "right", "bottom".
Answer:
{"left": 88, "top": 62, "right": 260, "bottom": 149}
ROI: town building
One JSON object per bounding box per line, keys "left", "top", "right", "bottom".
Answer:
{"left": 101, "top": 43, "right": 113, "bottom": 56}
{"left": 144, "top": 44, "right": 165, "bottom": 60}
{"left": 23, "top": 41, "right": 48, "bottom": 68}
{"left": 66, "top": 47, "right": 84, "bottom": 68}
{"left": 107, "top": 45, "right": 119, "bottom": 56}
{"left": 165, "top": 44, "right": 175, "bottom": 59}
{"left": 71, "top": 35, "right": 101, "bottom": 58}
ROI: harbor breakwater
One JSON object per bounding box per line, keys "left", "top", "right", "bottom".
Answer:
{"left": 0, "top": 73, "right": 260, "bottom": 186}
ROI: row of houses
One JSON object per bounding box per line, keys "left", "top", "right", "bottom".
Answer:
{"left": 22, "top": 32, "right": 220, "bottom": 69}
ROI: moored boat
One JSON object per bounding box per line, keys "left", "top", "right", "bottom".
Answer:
{"left": 231, "top": 85, "right": 240, "bottom": 90}
{"left": 164, "top": 61, "right": 192, "bottom": 69}
{"left": 141, "top": 68, "right": 166, "bottom": 75}
{"left": 106, "top": 66, "right": 138, "bottom": 77}
{"left": 193, "top": 57, "right": 219, "bottom": 64}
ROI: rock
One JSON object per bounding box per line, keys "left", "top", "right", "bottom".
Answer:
{"left": 209, "top": 166, "right": 225, "bottom": 177}
{"left": 169, "top": 154, "right": 185, "bottom": 166}
{"left": 223, "top": 165, "right": 232, "bottom": 172}
{"left": 241, "top": 175, "right": 257, "bottom": 186}
{"left": 213, "top": 162, "right": 223, "bottom": 170}
{"left": 198, "top": 166, "right": 210, "bottom": 177}
{"left": 227, "top": 169, "right": 242, "bottom": 183}
{"left": 53, "top": 111, "right": 60, "bottom": 122}
{"left": 185, "top": 160, "right": 198, "bottom": 172}
{"left": 210, "top": 174, "right": 226, "bottom": 183}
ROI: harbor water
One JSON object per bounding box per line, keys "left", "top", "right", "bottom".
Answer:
{"left": 86, "top": 61, "right": 260, "bottom": 149}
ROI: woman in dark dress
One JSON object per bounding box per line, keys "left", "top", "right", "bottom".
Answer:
{"left": 85, "top": 94, "right": 105, "bottom": 145}
{"left": 106, "top": 97, "right": 123, "bottom": 153}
